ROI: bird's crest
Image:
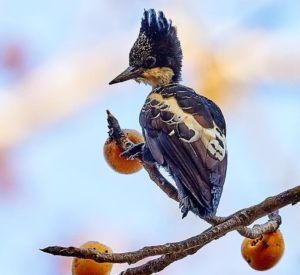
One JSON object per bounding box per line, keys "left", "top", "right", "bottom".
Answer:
{"left": 129, "top": 9, "right": 183, "bottom": 82}
{"left": 140, "top": 9, "right": 173, "bottom": 39}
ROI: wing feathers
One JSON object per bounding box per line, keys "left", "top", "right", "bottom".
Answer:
{"left": 140, "top": 84, "right": 227, "bottom": 217}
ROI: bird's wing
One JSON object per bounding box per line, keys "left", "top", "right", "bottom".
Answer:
{"left": 140, "top": 85, "right": 227, "bottom": 217}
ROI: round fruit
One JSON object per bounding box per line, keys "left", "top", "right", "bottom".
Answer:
{"left": 72, "top": 241, "right": 113, "bottom": 275}
{"left": 103, "top": 129, "right": 144, "bottom": 174}
{"left": 241, "top": 229, "right": 285, "bottom": 271}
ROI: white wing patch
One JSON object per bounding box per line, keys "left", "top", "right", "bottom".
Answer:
{"left": 148, "top": 93, "right": 226, "bottom": 161}
{"left": 168, "top": 129, "right": 175, "bottom": 136}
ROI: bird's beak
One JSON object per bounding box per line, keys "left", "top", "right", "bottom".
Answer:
{"left": 109, "top": 66, "right": 144, "bottom": 85}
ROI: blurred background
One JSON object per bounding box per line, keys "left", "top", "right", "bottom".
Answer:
{"left": 0, "top": 0, "right": 300, "bottom": 274}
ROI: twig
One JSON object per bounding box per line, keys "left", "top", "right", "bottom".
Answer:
{"left": 237, "top": 211, "right": 281, "bottom": 239}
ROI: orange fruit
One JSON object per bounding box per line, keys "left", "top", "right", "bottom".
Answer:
{"left": 103, "top": 129, "right": 144, "bottom": 174}
{"left": 72, "top": 241, "right": 113, "bottom": 275}
{"left": 241, "top": 229, "right": 285, "bottom": 271}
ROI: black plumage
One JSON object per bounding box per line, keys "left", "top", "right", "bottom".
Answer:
{"left": 109, "top": 9, "right": 227, "bottom": 219}
{"left": 140, "top": 83, "right": 227, "bottom": 218}
{"left": 129, "top": 9, "right": 182, "bottom": 82}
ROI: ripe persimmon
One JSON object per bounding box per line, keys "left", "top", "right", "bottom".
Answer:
{"left": 72, "top": 241, "right": 113, "bottom": 275}
{"left": 103, "top": 129, "right": 144, "bottom": 174}
{"left": 241, "top": 229, "right": 285, "bottom": 271}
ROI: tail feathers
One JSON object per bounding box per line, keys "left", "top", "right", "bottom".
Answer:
{"left": 172, "top": 172, "right": 217, "bottom": 219}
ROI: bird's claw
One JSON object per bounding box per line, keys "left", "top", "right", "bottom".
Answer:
{"left": 120, "top": 143, "right": 144, "bottom": 160}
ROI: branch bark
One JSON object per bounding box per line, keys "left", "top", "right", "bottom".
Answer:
{"left": 41, "top": 111, "right": 300, "bottom": 274}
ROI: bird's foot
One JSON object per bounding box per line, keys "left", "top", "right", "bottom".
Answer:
{"left": 120, "top": 143, "right": 144, "bottom": 160}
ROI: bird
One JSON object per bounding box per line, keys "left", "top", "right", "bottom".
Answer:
{"left": 109, "top": 9, "right": 227, "bottom": 219}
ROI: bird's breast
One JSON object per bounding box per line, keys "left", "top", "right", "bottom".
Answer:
{"left": 141, "top": 92, "right": 226, "bottom": 161}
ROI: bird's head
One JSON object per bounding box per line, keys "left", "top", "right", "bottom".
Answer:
{"left": 109, "top": 9, "right": 182, "bottom": 88}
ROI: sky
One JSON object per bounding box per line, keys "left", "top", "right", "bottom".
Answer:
{"left": 0, "top": 1, "right": 300, "bottom": 275}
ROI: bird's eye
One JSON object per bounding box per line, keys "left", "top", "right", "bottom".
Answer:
{"left": 144, "top": 56, "right": 156, "bottom": 68}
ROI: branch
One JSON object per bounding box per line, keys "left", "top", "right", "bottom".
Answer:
{"left": 42, "top": 184, "right": 299, "bottom": 273}
{"left": 41, "top": 111, "right": 300, "bottom": 274}
{"left": 236, "top": 211, "right": 281, "bottom": 239}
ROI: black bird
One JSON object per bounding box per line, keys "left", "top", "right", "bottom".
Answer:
{"left": 109, "top": 9, "right": 227, "bottom": 219}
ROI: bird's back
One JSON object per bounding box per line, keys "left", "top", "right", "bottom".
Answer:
{"left": 140, "top": 83, "right": 227, "bottom": 218}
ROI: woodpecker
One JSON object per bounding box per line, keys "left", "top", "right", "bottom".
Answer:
{"left": 109, "top": 9, "right": 227, "bottom": 219}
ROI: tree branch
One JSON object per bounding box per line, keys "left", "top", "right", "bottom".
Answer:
{"left": 42, "top": 184, "right": 299, "bottom": 273}
{"left": 41, "top": 111, "right": 300, "bottom": 274}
